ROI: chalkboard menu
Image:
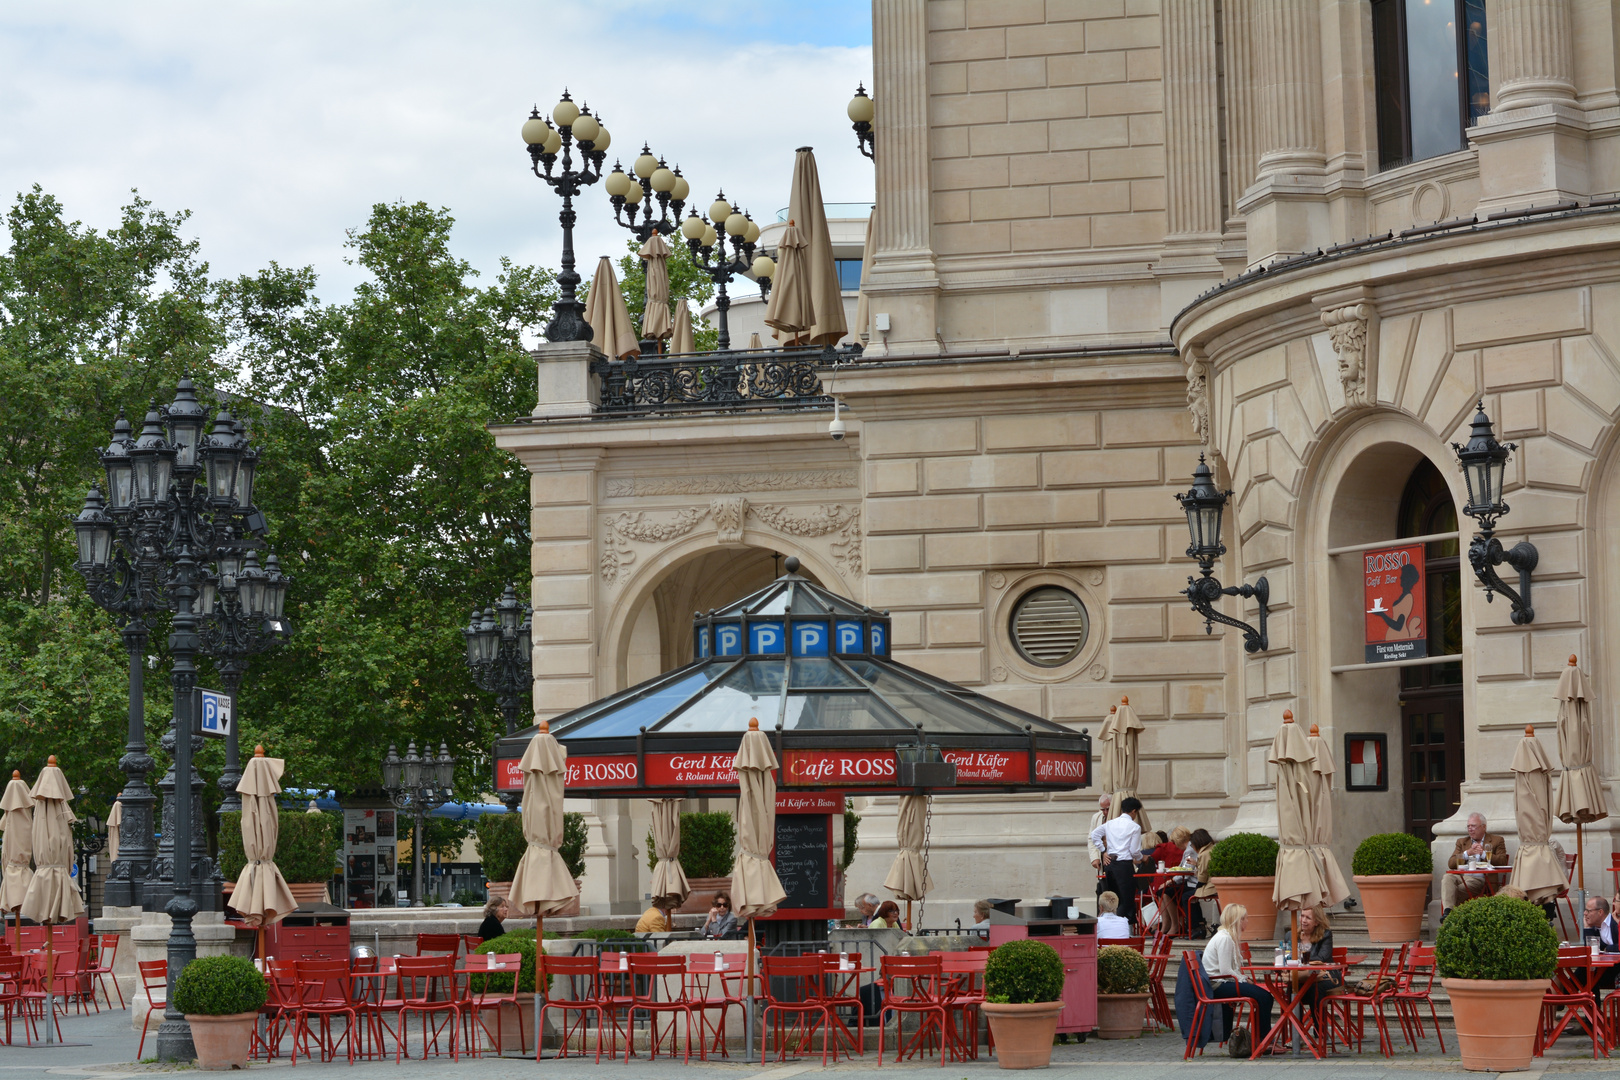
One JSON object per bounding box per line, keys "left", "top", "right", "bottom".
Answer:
{"left": 773, "top": 813, "right": 830, "bottom": 910}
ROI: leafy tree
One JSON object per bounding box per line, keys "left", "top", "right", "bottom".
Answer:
{"left": 399, "top": 813, "right": 475, "bottom": 863}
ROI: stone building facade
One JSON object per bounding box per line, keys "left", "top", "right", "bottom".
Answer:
{"left": 494, "top": 0, "right": 1620, "bottom": 922}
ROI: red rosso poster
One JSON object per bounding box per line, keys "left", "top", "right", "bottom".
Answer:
{"left": 1364, "top": 543, "right": 1427, "bottom": 664}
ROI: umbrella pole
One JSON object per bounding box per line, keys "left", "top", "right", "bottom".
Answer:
{"left": 45, "top": 925, "right": 55, "bottom": 1045}
{"left": 746, "top": 919, "right": 757, "bottom": 1064}
{"left": 905, "top": 899, "right": 912, "bottom": 933}
{"left": 1577, "top": 821, "right": 1585, "bottom": 891}
{"left": 535, "top": 911, "right": 544, "bottom": 1059}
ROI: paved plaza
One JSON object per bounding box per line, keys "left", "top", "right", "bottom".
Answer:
{"left": 6, "top": 1008, "right": 1620, "bottom": 1080}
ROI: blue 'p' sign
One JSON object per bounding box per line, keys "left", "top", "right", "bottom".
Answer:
{"left": 836, "top": 621, "right": 864, "bottom": 653}
{"left": 795, "top": 622, "right": 828, "bottom": 656}
{"left": 750, "top": 621, "right": 785, "bottom": 654}
{"left": 197, "top": 688, "right": 232, "bottom": 738}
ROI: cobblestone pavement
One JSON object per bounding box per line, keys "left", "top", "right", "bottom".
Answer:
{"left": 7, "top": 1010, "right": 1620, "bottom": 1080}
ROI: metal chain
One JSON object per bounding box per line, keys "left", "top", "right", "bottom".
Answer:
{"left": 917, "top": 793, "right": 934, "bottom": 932}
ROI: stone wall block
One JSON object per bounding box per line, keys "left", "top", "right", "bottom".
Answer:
{"left": 868, "top": 535, "right": 926, "bottom": 572}
{"left": 1170, "top": 680, "right": 1226, "bottom": 718}
{"left": 530, "top": 505, "right": 591, "bottom": 540}
{"left": 1531, "top": 628, "right": 1587, "bottom": 675}
{"left": 533, "top": 645, "right": 594, "bottom": 678}
{"left": 1542, "top": 386, "right": 1607, "bottom": 451}
{"left": 1112, "top": 639, "right": 1224, "bottom": 676}
{"left": 1139, "top": 718, "right": 1222, "bottom": 756}
{"left": 1263, "top": 654, "right": 1294, "bottom": 697}
{"left": 1503, "top": 489, "right": 1584, "bottom": 529}
{"left": 1377, "top": 314, "right": 1418, "bottom": 406}
{"left": 891, "top": 610, "right": 924, "bottom": 647}
{"left": 1087, "top": 14, "right": 1162, "bottom": 49}
{"left": 966, "top": 0, "right": 1045, "bottom": 26}
{"left": 534, "top": 677, "right": 596, "bottom": 716}
{"left": 1045, "top": 525, "right": 1165, "bottom": 564}
{"left": 968, "top": 121, "right": 1051, "bottom": 157}
{"left": 1104, "top": 486, "right": 1185, "bottom": 524}
{"left": 1109, "top": 603, "right": 1167, "bottom": 641}
{"left": 1137, "top": 759, "right": 1170, "bottom": 797}
{"left": 1521, "top": 435, "right": 1594, "bottom": 491}
{"left": 1484, "top": 339, "right": 1562, "bottom": 390}
{"left": 928, "top": 0, "right": 966, "bottom": 30}
{"left": 1168, "top": 602, "right": 1219, "bottom": 639}
{"left": 1047, "top": 50, "right": 1130, "bottom": 86}
{"left": 535, "top": 611, "right": 593, "bottom": 644}
{"left": 926, "top": 609, "right": 986, "bottom": 645}
{"left": 1560, "top": 336, "right": 1620, "bottom": 418}
{"left": 1006, "top": 23, "right": 1089, "bottom": 57}
{"left": 1426, "top": 351, "right": 1484, "bottom": 443}
{"left": 866, "top": 572, "right": 984, "bottom": 608}
{"left": 532, "top": 472, "right": 592, "bottom": 506}
{"left": 1498, "top": 388, "right": 1545, "bottom": 438}
{"left": 868, "top": 460, "right": 923, "bottom": 495}
{"left": 533, "top": 574, "right": 592, "bottom": 611}
{"left": 933, "top": 155, "right": 1012, "bottom": 191}
{"left": 1454, "top": 288, "right": 1588, "bottom": 349}
{"left": 1089, "top": 82, "right": 1163, "bottom": 116}
{"left": 1112, "top": 564, "right": 1202, "bottom": 601}
{"left": 1044, "top": 447, "right": 1162, "bottom": 486}
{"left": 926, "top": 530, "right": 1043, "bottom": 568}
{"left": 532, "top": 541, "right": 593, "bottom": 575}
{"left": 865, "top": 417, "right": 979, "bottom": 457}
{"left": 897, "top": 646, "right": 987, "bottom": 683}
{"left": 1047, "top": 0, "right": 1129, "bottom": 22}
{"left": 1101, "top": 407, "right": 1196, "bottom": 447}
{"left": 932, "top": 92, "right": 1012, "bottom": 126}
{"left": 979, "top": 683, "right": 1046, "bottom": 715}
{"left": 1171, "top": 758, "right": 1228, "bottom": 796}
{"left": 1051, "top": 682, "right": 1166, "bottom": 720}
{"left": 1398, "top": 312, "right": 1453, "bottom": 419}
{"left": 1476, "top": 631, "right": 1530, "bottom": 678}
{"left": 867, "top": 494, "right": 983, "bottom": 533}
{"left": 926, "top": 453, "right": 1041, "bottom": 492}
{"left": 985, "top": 412, "right": 1100, "bottom": 451}
{"left": 931, "top": 26, "right": 1008, "bottom": 60}
{"left": 1479, "top": 578, "right": 1583, "bottom": 629}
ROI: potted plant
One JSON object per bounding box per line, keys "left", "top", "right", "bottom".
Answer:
{"left": 172, "top": 954, "right": 268, "bottom": 1069}
{"left": 1207, "top": 832, "right": 1280, "bottom": 942}
{"left": 219, "top": 809, "right": 340, "bottom": 907}
{"left": 646, "top": 811, "right": 733, "bottom": 915}
{"left": 469, "top": 932, "right": 547, "bottom": 1053}
{"left": 1351, "top": 832, "right": 1434, "bottom": 942}
{"left": 983, "top": 939, "right": 1067, "bottom": 1068}
{"left": 1437, "top": 894, "right": 1556, "bottom": 1071}
{"left": 1094, "top": 944, "right": 1149, "bottom": 1039}
{"left": 479, "top": 810, "right": 588, "bottom": 915}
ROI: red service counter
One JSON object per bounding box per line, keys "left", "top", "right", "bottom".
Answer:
{"left": 987, "top": 902, "right": 1097, "bottom": 1039}
{"left": 262, "top": 902, "right": 351, "bottom": 963}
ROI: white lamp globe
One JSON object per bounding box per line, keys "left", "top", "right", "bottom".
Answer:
{"left": 671, "top": 174, "right": 691, "bottom": 202}
{"left": 708, "top": 197, "right": 732, "bottom": 224}
{"left": 650, "top": 167, "right": 676, "bottom": 193}
{"left": 752, "top": 254, "right": 776, "bottom": 278}
{"left": 571, "top": 111, "right": 600, "bottom": 143}
{"left": 681, "top": 214, "right": 706, "bottom": 240}
{"left": 702, "top": 224, "right": 718, "bottom": 248}
{"left": 623, "top": 183, "right": 643, "bottom": 204}
{"left": 604, "top": 166, "right": 632, "bottom": 197}
{"left": 634, "top": 149, "right": 660, "bottom": 178}
{"left": 553, "top": 96, "right": 580, "bottom": 127}
{"left": 522, "top": 115, "right": 550, "bottom": 146}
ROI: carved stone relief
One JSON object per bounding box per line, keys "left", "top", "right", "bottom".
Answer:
{"left": 711, "top": 497, "right": 747, "bottom": 546}
{"left": 599, "top": 502, "right": 863, "bottom": 584}
{"left": 605, "top": 469, "right": 858, "bottom": 498}
{"left": 1185, "top": 356, "right": 1211, "bottom": 444}
{"left": 1320, "top": 303, "right": 1373, "bottom": 408}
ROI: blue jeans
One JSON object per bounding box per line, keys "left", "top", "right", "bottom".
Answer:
{"left": 1209, "top": 979, "right": 1273, "bottom": 1038}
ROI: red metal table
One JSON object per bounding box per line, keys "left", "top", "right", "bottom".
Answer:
{"left": 1243, "top": 962, "right": 1350, "bottom": 1059}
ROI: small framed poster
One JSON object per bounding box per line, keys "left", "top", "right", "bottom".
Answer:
{"left": 1345, "top": 733, "right": 1388, "bottom": 792}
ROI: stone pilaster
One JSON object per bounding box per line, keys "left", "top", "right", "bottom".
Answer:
{"left": 863, "top": 0, "right": 940, "bottom": 357}
{"left": 1157, "top": 0, "right": 1225, "bottom": 274}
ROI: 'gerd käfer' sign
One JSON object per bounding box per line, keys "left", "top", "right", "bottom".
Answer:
{"left": 1364, "top": 543, "right": 1427, "bottom": 664}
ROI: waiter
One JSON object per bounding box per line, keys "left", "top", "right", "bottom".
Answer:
{"left": 1089, "top": 796, "right": 1146, "bottom": 925}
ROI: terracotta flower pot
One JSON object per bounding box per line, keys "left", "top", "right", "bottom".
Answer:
{"left": 485, "top": 881, "right": 512, "bottom": 902}
{"left": 187, "top": 1011, "right": 258, "bottom": 1069}
{"left": 1095, "top": 992, "right": 1148, "bottom": 1039}
{"left": 478, "top": 993, "right": 536, "bottom": 1054}
{"left": 1209, "top": 877, "right": 1277, "bottom": 941}
{"left": 678, "top": 877, "right": 733, "bottom": 915}
{"left": 1353, "top": 874, "right": 1431, "bottom": 943}
{"left": 286, "top": 881, "right": 328, "bottom": 907}
{"left": 1442, "top": 977, "right": 1551, "bottom": 1071}
{"left": 983, "top": 1000, "right": 1065, "bottom": 1069}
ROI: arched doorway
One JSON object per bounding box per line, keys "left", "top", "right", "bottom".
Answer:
{"left": 1395, "top": 459, "right": 1464, "bottom": 840}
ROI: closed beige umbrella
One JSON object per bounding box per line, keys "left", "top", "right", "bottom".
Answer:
{"left": 852, "top": 207, "right": 876, "bottom": 344}
{"left": 884, "top": 794, "right": 932, "bottom": 930}
{"left": 782, "top": 147, "right": 847, "bottom": 345}
{"left": 763, "top": 220, "right": 811, "bottom": 345}
{"left": 670, "top": 298, "right": 696, "bottom": 354}
{"left": 234, "top": 747, "right": 297, "bottom": 943}
{"left": 648, "top": 799, "right": 690, "bottom": 907}
{"left": 584, "top": 256, "right": 640, "bottom": 360}
{"left": 639, "top": 234, "right": 674, "bottom": 343}
{"left": 21, "top": 757, "right": 82, "bottom": 927}
{"left": 1555, "top": 655, "right": 1608, "bottom": 893}
{"left": 1508, "top": 725, "right": 1567, "bottom": 904}
{"left": 1305, "top": 724, "right": 1351, "bottom": 906}
{"left": 1270, "top": 712, "right": 1327, "bottom": 954}
{"left": 734, "top": 717, "right": 786, "bottom": 1046}
{"left": 106, "top": 799, "right": 122, "bottom": 862}
{"left": 1104, "top": 696, "right": 1150, "bottom": 835}
{"left": 508, "top": 720, "right": 578, "bottom": 925}
{"left": 748, "top": 332, "right": 764, "bottom": 350}
{"left": 1, "top": 771, "right": 33, "bottom": 954}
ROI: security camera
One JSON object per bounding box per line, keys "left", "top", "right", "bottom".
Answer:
{"left": 829, "top": 399, "right": 846, "bottom": 441}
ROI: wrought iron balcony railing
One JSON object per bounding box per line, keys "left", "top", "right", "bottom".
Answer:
{"left": 590, "top": 343, "right": 859, "bottom": 418}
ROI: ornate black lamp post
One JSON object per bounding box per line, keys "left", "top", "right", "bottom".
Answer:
{"left": 604, "top": 146, "right": 689, "bottom": 243}
{"left": 1174, "top": 454, "right": 1270, "bottom": 653}
{"left": 522, "top": 91, "right": 610, "bottom": 343}
{"left": 848, "top": 84, "right": 875, "bottom": 159}
{"left": 1452, "top": 401, "right": 1538, "bottom": 623}
{"left": 72, "top": 381, "right": 276, "bottom": 1061}
{"left": 72, "top": 810, "right": 106, "bottom": 905}
{"left": 203, "top": 544, "right": 291, "bottom": 817}
{"left": 381, "top": 742, "right": 456, "bottom": 906}
{"left": 464, "top": 585, "right": 533, "bottom": 738}
{"left": 680, "top": 194, "right": 765, "bottom": 353}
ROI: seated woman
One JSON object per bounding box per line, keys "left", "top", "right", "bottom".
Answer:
{"left": 869, "top": 900, "right": 902, "bottom": 929}
{"left": 1280, "top": 903, "right": 1341, "bottom": 1012}
{"left": 702, "top": 891, "right": 738, "bottom": 939}
{"left": 1190, "top": 828, "right": 1218, "bottom": 938}
{"left": 1156, "top": 827, "right": 1195, "bottom": 935}
{"left": 1201, "top": 904, "right": 1274, "bottom": 1040}
{"left": 971, "top": 899, "right": 993, "bottom": 932}
{"left": 1096, "top": 890, "right": 1133, "bottom": 939}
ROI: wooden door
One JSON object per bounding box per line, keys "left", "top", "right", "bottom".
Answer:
{"left": 1401, "top": 690, "right": 1465, "bottom": 840}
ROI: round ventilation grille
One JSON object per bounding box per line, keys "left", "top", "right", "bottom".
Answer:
{"left": 1010, "top": 587, "right": 1089, "bottom": 667}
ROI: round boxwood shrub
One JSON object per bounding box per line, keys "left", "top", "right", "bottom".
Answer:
{"left": 1435, "top": 895, "right": 1557, "bottom": 981}
{"left": 1096, "top": 944, "right": 1149, "bottom": 995}
{"left": 1207, "top": 832, "right": 1280, "bottom": 878}
{"left": 1352, "top": 832, "right": 1434, "bottom": 876}
{"left": 470, "top": 933, "right": 548, "bottom": 994}
{"left": 218, "top": 810, "right": 341, "bottom": 884}
{"left": 985, "top": 940, "right": 1065, "bottom": 1004}
{"left": 172, "top": 955, "right": 268, "bottom": 1016}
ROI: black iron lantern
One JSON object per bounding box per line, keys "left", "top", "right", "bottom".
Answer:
{"left": 402, "top": 742, "right": 422, "bottom": 789}
{"left": 381, "top": 744, "right": 403, "bottom": 790}
{"left": 74, "top": 487, "right": 116, "bottom": 571}
{"left": 101, "top": 413, "right": 136, "bottom": 513}
{"left": 238, "top": 551, "right": 268, "bottom": 617}
{"left": 1172, "top": 454, "right": 1270, "bottom": 653}
{"left": 198, "top": 572, "right": 218, "bottom": 617}
{"left": 1452, "top": 401, "right": 1538, "bottom": 623}
{"left": 1176, "top": 453, "right": 1228, "bottom": 568}
{"left": 129, "top": 408, "right": 176, "bottom": 508}
{"left": 264, "top": 553, "right": 289, "bottom": 620}
{"left": 202, "top": 410, "right": 244, "bottom": 506}
{"left": 435, "top": 743, "right": 456, "bottom": 790}
{"left": 164, "top": 379, "right": 209, "bottom": 475}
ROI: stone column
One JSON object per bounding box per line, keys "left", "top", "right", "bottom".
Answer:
{"left": 1158, "top": 0, "right": 1227, "bottom": 278}
{"left": 1221, "top": 0, "right": 1259, "bottom": 215}
{"left": 1493, "top": 0, "right": 1576, "bottom": 111}
{"left": 863, "top": 0, "right": 940, "bottom": 356}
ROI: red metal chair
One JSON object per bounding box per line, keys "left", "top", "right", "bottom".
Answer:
{"left": 1539, "top": 951, "right": 1607, "bottom": 1058}
{"left": 1180, "top": 950, "right": 1260, "bottom": 1059}
{"left": 1387, "top": 943, "right": 1445, "bottom": 1053}
{"left": 462, "top": 952, "right": 523, "bottom": 1056}
{"left": 0, "top": 956, "right": 33, "bottom": 1045}
{"left": 761, "top": 955, "right": 835, "bottom": 1065}
{"left": 134, "top": 959, "right": 167, "bottom": 1058}
{"left": 1143, "top": 932, "right": 1174, "bottom": 1032}
{"left": 89, "top": 934, "right": 123, "bottom": 1009}
{"left": 596, "top": 951, "right": 638, "bottom": 1059}
{"left": 415, "top": 933, "right": 462, "bottom": 958}
{"left": 539, "top": 954, "right": 604, "bottom": 1061}
{"left": 289, "top": 960, "right": 361, "bottom": 1064}
{"left": 627, "top": 953, "right": 695, "bottom": 1062}
{"left": 939, "top": 952, "right": 986, "bottom": 1060}
{"left": 877, "top": 954, "right": 951, "bottom": 1066}
{"left": 460, "top": 935, "right": 484, "bottom": 955}
{"left": 343, "top": 955, "right": 388, "bottom": 1060}
{"left": 1319, "top": 945, "right": 1399, "bottom": 1056}
{"left": 395, "top": 955, "right": 465, "bottom": 1061}
{"left": 686, "top": 953, "right": 744, "bottom": 1060}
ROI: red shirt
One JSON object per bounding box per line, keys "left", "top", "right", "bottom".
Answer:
{"left": 1150, "top": 841, "right": 1184, "bottom": 867}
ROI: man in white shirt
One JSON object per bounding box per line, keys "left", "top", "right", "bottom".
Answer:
{"left": 1089, "top": 796, "right": 1145, "bottom": 924}
{"left": 1088, "top": 794, "right": 1111, "bottom": 897}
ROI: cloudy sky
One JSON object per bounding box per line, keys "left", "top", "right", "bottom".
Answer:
{"left": 0, "top": 2, "right": 874, "bottom": 302}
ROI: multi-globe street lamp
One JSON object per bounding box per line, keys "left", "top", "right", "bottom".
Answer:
{"left": 463, "top": 584, "right": 533, "bottom": 738}
{"left": 72, "top": 380, "right": 280, "bottom": 1061}
{"left": 381, "top": 742, "right": 457, "bottom": 906}
{"left": 604, "top": 147, "right": 690, "bottom": 353}
{"left": 522, "top": 91, "right": 611, "bottom": 344}
{"left": 680, "top": 194, "right": 768, "bottom": 353}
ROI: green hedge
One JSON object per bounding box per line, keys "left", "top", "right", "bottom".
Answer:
{"left": 1351, "top": 832, "right": 1434, "bottom": 876}
{"left": 1436, "top": 895, "right": 1557, "bottom": 981}
{"left": 476, "top": 810, "right": 588, "bottom": 884}
{"left": 218, "top": 810, "right": 341, "bottom": 884}
{"left": 644, "top": 812, "right": 735, "bottom": 878}
{"left": 1097, "top": 944, "right": 1149, "bottom": 995}
{"left": 840, "top": 801, "right": 861, "bottom": 873}
{"left": 985, "top": 940, "right": 1065, "bottom": 1004}
{"left": 1207, "top": 832, "right": 1279, "bottom": 878}
{"left": 470, "top": 933, "right": 546, "bottom": 994}
{"left": 172, "top": 955, "right": 268, "bottom": 1016}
